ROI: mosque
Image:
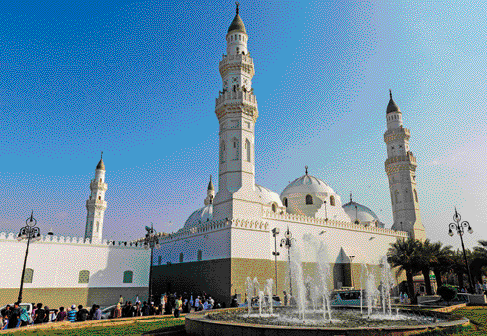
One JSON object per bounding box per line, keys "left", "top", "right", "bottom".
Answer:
{"left": 150, "top": 5, "right": 426, "bottom": 304}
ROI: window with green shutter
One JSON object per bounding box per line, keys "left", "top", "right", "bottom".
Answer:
{"left": 79, "top": 270, "right": 90, "bottom": 284}
{"left": 123, "top": 270, "right": 133, "bottom": 283}
{"left": 24, "top": 268, "right": 34, "bottom": 283}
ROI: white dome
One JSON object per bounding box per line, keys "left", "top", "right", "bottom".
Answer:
{"left": 181, "top": 204, "right": 213, "bottom": 230}
{"left": 342, "top": 201, "right": 380, "bottom": 223}
{"left": 256, "top": 184, "right": 283, "bottom": 206}
{"left": 281, "top": 174, "right": 335, "bottom": 198}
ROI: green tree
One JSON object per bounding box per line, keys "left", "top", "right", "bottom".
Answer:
{"left": 416, "top": 239, "right": 437, "bottom": 295}
{"left": 388, "top": 238, "right": 422, "bottom": 302}
{"left": 430, "top": 241, "right": 453, "bottom": 289}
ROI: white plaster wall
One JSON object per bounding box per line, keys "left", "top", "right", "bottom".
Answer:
{"left": 0, "top": 236, "right": 149, "bottom": 289}
{"left": 153, "top": 228, "right": 231, "bottom": 265}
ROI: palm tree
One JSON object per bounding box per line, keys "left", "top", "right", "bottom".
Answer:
{"left": 388, "top": 238, "right": 422, "bottom": 301}
{"left": 415, "top": 239, "right": 437, "bottom": 295}
{"left": 430, "top": 242, "right": 453, "bottom": 289}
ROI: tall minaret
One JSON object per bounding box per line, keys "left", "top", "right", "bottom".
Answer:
{"left": 213, "top": 4, "right": 260, "bottom": 220}
{"left": 85, "top": 152, "right": 107, "bottom": 243}
{"left": 384, "top": 91, "right": 425, "bottom": 241}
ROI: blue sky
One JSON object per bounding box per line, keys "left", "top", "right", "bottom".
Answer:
{"left": 0, "top": 0, "right": 485, "bottom": 250}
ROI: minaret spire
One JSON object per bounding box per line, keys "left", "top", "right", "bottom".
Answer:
{"left": 236, "top": 1, "right": 239, "bottom": 14}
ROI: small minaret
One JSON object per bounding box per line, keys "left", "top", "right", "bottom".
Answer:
{"left": 384, "top": 91, "right": 425, "bottom": 241}
{"left": 85, "top": 152, "right": 107, "bottom": 244}
{"left": 204, "top": 175, "right": 215, "bottom": 206}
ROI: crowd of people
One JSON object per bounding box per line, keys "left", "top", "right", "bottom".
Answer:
{"left": 1, "top": 302, "right": 101, "bottom": 330}
{"left": 1, "top": 292, "right": 226, "bottom": 330}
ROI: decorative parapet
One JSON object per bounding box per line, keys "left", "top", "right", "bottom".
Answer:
{"left": 384, "top": 127, "right": 411, "bottom": 142}
{"left": 215, "top": 91, "right": 257, "bottom": 110}
{"left": 154, "top": 218, "right": 269, "bottom": 246}
{"left": 90, "top": 179, "right": 107, "bottom": 191}
{"left": 0, "top": 232, "right": 145, "bottom": 249}
{"left": 261, "top": 211, "right": 408, "bottom": 238}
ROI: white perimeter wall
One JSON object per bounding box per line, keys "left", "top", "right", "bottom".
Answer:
{"left": 0, "top": 235, "right": 150, "bottom": 289}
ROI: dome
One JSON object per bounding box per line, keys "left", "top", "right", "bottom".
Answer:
{"left": 386, "top": 90, "right": 401, "bottom": 114}
{"left": 182, "top": 204, "right": 213, "bottom": 230}
{"left": 281, "top": 173, "right": 335, "bottom": 198}
{"left": 227, "top": 4, "right": 246, "bottom": 34}
{"left": 256, "top": 184, "right": 283, "bottom": 206}
{"left": 342, "top": 200, "right": 380, "bottom": 223}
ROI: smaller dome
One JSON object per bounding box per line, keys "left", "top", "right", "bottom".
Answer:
{"left": 182, "top": 204, "right": 213, "bottom": 230}
{"left": 96, "top": 158, "right": 105, "bottom": 171}
{"left": 342, "top": 200, "right": 379, "bottom": 223}
{"left": 387, "top": 90, "right": 401, "bottom": 114}
{"left": 256, "top": 184, "right": 283, "bottom": 206}
{"left": 281, "top": 174, "right": 335, "bottom": 198}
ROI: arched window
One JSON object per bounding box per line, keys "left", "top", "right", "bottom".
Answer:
{"left": 283, "top": 198, "right": 288, "bottom": 207}
{"left": 98, "top": 196, "right": 101, "bottom": 200}
{"left": 24, "top": 268, "right": 34, "bottom": 284}
{"left": 245, "top": 139, "right": 251, "bottom": 162}
{"left": 179, "top": 253, "right": 184, "bottom": 263}
{"left": 99, "top": 178, "right": 102, "bottom": 183}
{"left": 123, "top": 270, "right": 133, "bottom": 283}
{"left": 236, "top": 47, "right": 239, "bottom": 54}
{"left": 197, "top": 250, "right": 203, "bottom": 261}
{"left": 394, "top": 190, "right": 400, "bottom": 203}
{"left": 220, "top": 141, "right": 226, "bottom": 163}
{"left": 414, "top": 189, "right": 418, "bottom": 202}
{"left": 305, "top": 194, "right": 313, "bottom": 205}
{"left": 330, "top": 195, "right": 335, "bottom": 206}
{"left": 96, "top": 221, "right": 99, "bottom": 232}
{"left": 232, "top": 138, "right": 239, "bottom": 160}
{"left": 79, "top": 270, "right": 90, "bottom": 284}
{"left": 231, "top": 35, "right": 233, "bottom": 41}
{"left": 271, "top": 203, "right": 277, "bottom": 213}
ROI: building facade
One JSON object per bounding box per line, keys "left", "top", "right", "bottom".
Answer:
{"left": 151, "top": 5, "right": 422, "bottom": 305}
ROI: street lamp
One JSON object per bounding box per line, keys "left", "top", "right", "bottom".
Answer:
{"left": 448, "top": 208, "right": 474, "bottom": 293}
{"left": 280, "top": 226, "right": 295, "bottom": 296}
{"left": 143, "top": 223, "right": 160, "bottom": 303}
{"left": 271, "top": 228, "right": 280, "bottom": 296}
{"left": 17, "top": 211, "right": 41, "bottom": 303}
{"left": 323, "top": 200, "right": 328, "bottom": 221}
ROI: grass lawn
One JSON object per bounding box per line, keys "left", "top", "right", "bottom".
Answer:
{"left": 2, "top": 316, "right": 185, "bottom": 336}
{"left": 417, "top": 307, "right": 487, "bottom": 336}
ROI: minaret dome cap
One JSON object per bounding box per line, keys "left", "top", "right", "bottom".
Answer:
{"left": 227, "top": 2, "right": 247, "bottom": 34}
{"left": 387, "top": 89, "right": 401, "bottom": 114}
{"left": 96, "top": 152, "right": 105, "bottom": 170}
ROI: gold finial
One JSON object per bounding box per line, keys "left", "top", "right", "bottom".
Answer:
{"left": 236, "top": 2, "right": 239, "bottom": 14}
{"left": 101, "top": 151, "right": 103, "bottom": 159}
{"left": 389, "top": 89, "right": 392, "bottom": 99}
{"left": 305, "top": 166, "right": 308, "bottom": 175}
{"left": 350, "top": 192, "right": 353, "bottom": 203}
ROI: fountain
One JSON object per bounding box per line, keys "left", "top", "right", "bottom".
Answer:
{"left": 186, "top": 233, "right": 469, "bottom": 335}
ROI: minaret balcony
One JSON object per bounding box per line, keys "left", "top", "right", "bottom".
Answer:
{"left": 86, "top": 199, "right": 107, "bottom": 209}
{"left": 215, "top": 90, "right": 257, "bottom": 110}
{"left": 219, "top": 54, "right": 254, "bottom": 76}
{"left": 385, "top": 152, "right": 417, "bottom": 166}
{"left": 384, "top": 127, "right": 411, "bottom": 142}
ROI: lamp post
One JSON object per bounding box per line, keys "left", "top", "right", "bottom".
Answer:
{"left": 143, "top": 223, "right": 160, "bottom": 303}
{"left": 448, "top": 208, "right": 474, "bottom": 293}
{"left": 354, "top": 205, "right": 359, "bottom": 224}
{"left": 271, "top": 228, "right": 280, "bottom": 296}
{"left": 17, "top": 211, "right": 41, "bottom": 303}
{"left": 348, "top": 255, "right": 355, "bottom": 288}
{"left": 324, "top": 200, "right": 328, "bottom": 221}
{"left": 280, "top": 226, "right": 295, "bottom": 296}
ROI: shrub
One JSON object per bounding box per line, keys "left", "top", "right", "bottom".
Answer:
{"left": 437, "top": 284, "right": 457, "bottom": 303}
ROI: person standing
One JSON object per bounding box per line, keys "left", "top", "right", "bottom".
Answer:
{"left": 67, "top": 305, "right": 77, "bottom": 322}
{"left": 92, "top": 305, "right": 102, "bottom": 320}
{"left": 7, "top": 303, "right": 20, "bottom": 329}
{"left": 33, "top": 303, "right": 45, "bottom": 325}
{"left": 174, "top": 296, "right": 182, "bottom": 318}
{"left": 283, "top": 291, "right": 288, "bottom": 306}
{"left": 19, "top": 304, "right": 30, "bottom": 327}
{"left": 119, "top": 295, "right": 124, "bottom": 305}
{"left": 76, "top": 305, "right": 89, "bottom": 322}
{"left": 113, "top": 303, "right": 122, "bottom": 318}
{"left": 56, "top": 307, "right": 67, "bottom": 322}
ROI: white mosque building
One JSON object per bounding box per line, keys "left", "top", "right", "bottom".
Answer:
{"left": 150, "top": 5, "right": 426, "bottom": 304}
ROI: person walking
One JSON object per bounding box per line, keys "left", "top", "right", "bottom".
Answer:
{"left": 56, "top": 307, "right": 67, "bottom": 322}
{"left": 19, "top": 304, "right": 30, "bottom": 327}
{"left": 76, "top": 305, "right": 89, "bottom": 322}
{"left": 174, "top": 296, "right": 182, "bottom": 318}
{"left": 67, "top": 305, "right": 77, "bottom": 322}
{"left": 7, "top": 302, "right": 20, "bottom": 329}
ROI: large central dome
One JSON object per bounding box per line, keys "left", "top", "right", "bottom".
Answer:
{"left": 281, "top": 173, "right": 335, "bottom": 197}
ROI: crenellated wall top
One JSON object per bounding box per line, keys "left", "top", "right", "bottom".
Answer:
{"left": 0, "top": 232, "right": 146, "bottom": 249}
{"left": 261, "top": 210, "right": 408, "bottom": 238}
